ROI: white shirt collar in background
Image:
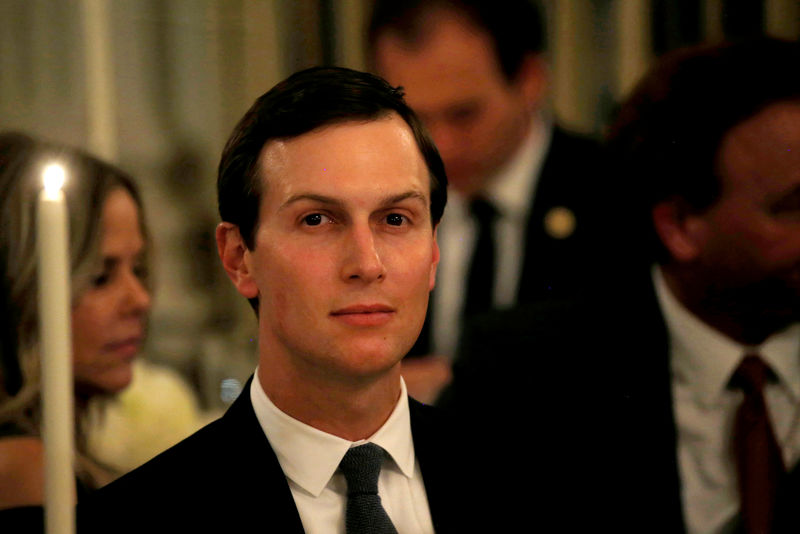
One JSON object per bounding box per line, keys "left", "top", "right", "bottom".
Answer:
{"left": 433, "top": 115, "right": 550, "bottom": 357}
{"left": 482, "top": 111, "right": 550, "bottom": 222}
{"left": 654, "top": 265, "right": 800, "bottom": 534}
{"left": 655, "top": 265, "right": 800, "bottom": 405}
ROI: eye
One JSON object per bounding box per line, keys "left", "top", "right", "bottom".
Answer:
{"left": 386, "top": 213, "right": 406, "bottom": 226}
{"left": 90, "top": 272, "right": 110, "bottom": 287}
{"left": 133, "top": 262, "right": 149, "bottom": 282}
{"left": 302, "top": 213, "right": 331, "bottom": 226}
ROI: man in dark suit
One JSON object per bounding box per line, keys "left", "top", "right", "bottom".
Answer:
{"left": 366, "top": 0, "right": 605, "bottom": 402}
{"left": 78, "top": 66, "right": 481, "bottom": 533}
{"left": 447, "top": 38, "right": 800, "bottom": 533}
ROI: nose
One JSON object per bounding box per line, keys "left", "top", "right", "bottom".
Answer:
{"left": 122, "top": 270, "right": 151, "bottom": 315}
{"left": 340, "top": 224, "right": 386, "bottom": 283}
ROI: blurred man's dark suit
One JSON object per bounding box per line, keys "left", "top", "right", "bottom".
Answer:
{"left": 411, "top": 128, "right": 606, "bottom": 356}
{"left": 77, "top": 377, "right": 478, "bottom": 533}
{"left": 442, "top": 262, "right": 800, "bottom": 532}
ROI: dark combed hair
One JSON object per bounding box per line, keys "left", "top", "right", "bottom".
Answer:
{"left": 366, "top": 0, "right": 545, "bottom": 81}
{"left": 606, "top": 37, "right": 800, "bottom": 263}
{"left": 217, "top": 65, "right": 447, "bottom": 251}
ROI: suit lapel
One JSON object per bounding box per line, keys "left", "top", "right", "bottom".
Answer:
{"left": 221, "top": 377, "right": 306, "bottom": 532}
{"left": 612, "top": 273, "right": 686, "bottom": 532}
{"left": 409, "top": 398, "right": 476, "bottom": 533}
{"left": 518, "top": 128, "right": 600, "bottom": 302}
{"left": 225, "top": 386, "right": 473, "bottom": 532}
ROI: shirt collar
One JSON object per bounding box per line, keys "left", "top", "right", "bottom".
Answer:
{"left": 762, "top": 323, "right": 800, "bottom": 400}
{"left": 654, "top": 266, "right": 800, "bottom": 405}
{"left": 481, "top": 114, "right": 550, "bottom": 220}
{"left": 249, "top": 371, "right": 416, "bottom": 497}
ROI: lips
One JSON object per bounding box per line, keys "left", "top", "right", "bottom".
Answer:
{"left": 330, "top": 304, "right": 396, "bottom": 326}
{"left": 104, "top": 336, "right": 143, "bottom": 359}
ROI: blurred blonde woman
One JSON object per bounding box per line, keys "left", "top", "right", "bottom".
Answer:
{"left": 0, "top": 132, "right": 151, "bottom": 509}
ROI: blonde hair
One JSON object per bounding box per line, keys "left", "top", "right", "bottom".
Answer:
{"left": 0, "top": 132, "right": 150, "bottom": 487}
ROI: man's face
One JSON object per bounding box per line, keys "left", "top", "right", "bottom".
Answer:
{"left": 373, "top": 10, "right": 539, "bottom": 196}
{"left": 242, "top": 114, "right": 439, "bottom": 384}
{"left": 692, "top": 101, "right": 800, "bottom": 331}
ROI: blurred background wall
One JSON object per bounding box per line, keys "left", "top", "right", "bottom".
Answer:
{"left": 1, "top": 0, "right": 798, "bottom": 411}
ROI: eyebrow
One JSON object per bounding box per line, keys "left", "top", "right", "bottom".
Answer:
{"left": 98, "top": 248, "right": 146, "bottom": 266}
{"left": 280, "top": 190, "right": 428, "bottom": 211}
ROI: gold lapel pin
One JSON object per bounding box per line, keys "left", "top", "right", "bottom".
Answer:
{"left": 544, "top": 206, "right": 576, "bottom": 239}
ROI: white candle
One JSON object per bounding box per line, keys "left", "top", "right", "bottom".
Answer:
{"left": 37, "top": 163, "right": 76, "bottom": 534}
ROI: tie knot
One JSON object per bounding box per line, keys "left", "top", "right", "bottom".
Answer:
{"left": 469, "top": 197, "right": 497, "bottom": 224}
{"left": 730, "top": 354, "right": 776, "bottom": 394}
{"left": 339, "top": 443, "right": 385, "bottom": 496}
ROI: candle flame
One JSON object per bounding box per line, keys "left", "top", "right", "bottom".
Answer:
{"left": 43, "top": 163, "right": 66, "bottom": 194}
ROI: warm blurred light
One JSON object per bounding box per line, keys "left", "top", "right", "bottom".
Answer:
{"left": 42, "top": 163, "right": 66, "bottom": 196}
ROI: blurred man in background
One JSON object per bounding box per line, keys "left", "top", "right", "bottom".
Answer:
{"left": 367, "top": 0, "right": 606, "bottom": 402}
{"left": 606, "top": 38, "right": 800, "bottom": 533}
{"left": 450, "top": 37, "right": 800, "bottom": 533}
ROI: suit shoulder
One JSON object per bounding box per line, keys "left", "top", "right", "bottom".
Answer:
{"left": 408, "top": 397, "right": 468, "bottom": 444}
{"left": 91, "top": 415, "right": 227, "bottom": 497}
{"left": 78, "top": 414, "right": 286, "bottom": 532}
{"left": 549, "top": 127, "right": 602, "bottom": 158}
{"left": 534, "top": 126, "right": 608, "bottom": 223}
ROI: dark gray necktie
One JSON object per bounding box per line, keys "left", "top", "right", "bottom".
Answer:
{"left": 339, "top": 443, "right": 398, "bottom": 534}
{"left": 463, "top": 197, "right": 497, "bottom": 318}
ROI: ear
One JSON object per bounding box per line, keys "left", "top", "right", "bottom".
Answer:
{"left": 651, "top": 199, "right": 707, "bottom": 263}
{"left": 216, "top": 222, "right": 259, "bottom": 299}
{"left": 429, "top": 226, "right": 440, "bottom": 291}
{"left": 514, "top": 53, "right": 548, "bottom": 110}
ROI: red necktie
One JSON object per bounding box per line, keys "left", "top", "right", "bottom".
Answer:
{"left": 730, "top": 354, "right": 786, "bottom": 534}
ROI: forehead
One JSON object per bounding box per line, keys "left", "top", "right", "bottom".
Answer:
{"left": 374, "top": 11, "right": 506, "bottom": 111}
{"left": 718, "top": 101, "right": 800, "bottom": 195}
{"left": 100, "top": 188, "right": 143, "bottom": 252}
{"left": 257, "top": 115, "right": 430, "bottom": 203}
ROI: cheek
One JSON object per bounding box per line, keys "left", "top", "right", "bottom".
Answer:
{"left": 465, "top": 116, "right": 500, "bottom": 156}
{"left": 726, "top": 214, "right": 800, "bottom": 263}
{"left": 483, "top": 97, "right": 520, "bottom": 137}
{"left": 758, "top": 227, "right": 800, "bottom": 267}
{"left": 71, "top": 301, "right": 105, "bottom": 365}
{"left": 259, "top": 246, "right": 330, "bottom": 312}
{"left": 394, "top": 244, "right": 437, "bottom": 292}
{"left": 708, "top": 217, "right": 800, "bottom": 274}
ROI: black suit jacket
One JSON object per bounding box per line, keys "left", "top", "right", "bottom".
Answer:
{"left": 410, "top": 127, "right": 606, "bottom": 356}
{"left": 444, "top": 264, "right": 800, "bottom": 532}
{"left": 77, "top": 379, "right": 481, "bottom": 533}
{"left": 437, "top": 265, "right": 683, "bottom": 530}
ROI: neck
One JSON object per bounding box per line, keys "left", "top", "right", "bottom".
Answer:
{"left": 257, "top": 360, "right": 402, "bottom": 442}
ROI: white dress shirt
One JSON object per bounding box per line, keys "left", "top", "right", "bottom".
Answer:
{"left": 249, "top": 373, "right": 434, "bottom": 534}
{"left": 654, "top": 267, "right": 800, "bottom": 534}
{"left": 433, "top": 116, "right": 551, "bottom": 358}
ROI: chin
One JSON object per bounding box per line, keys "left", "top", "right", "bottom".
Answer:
{"left": 78, "top": 367, "right": 135, "bottom": 398}
{"left": 334, "top": 343, "right": 405, "bottom": 377}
